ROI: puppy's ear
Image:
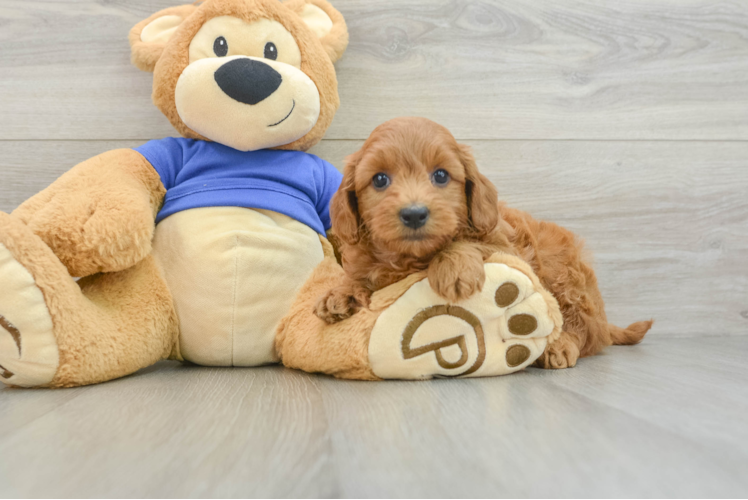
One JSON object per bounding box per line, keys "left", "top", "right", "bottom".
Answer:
{"left": 458, "top": 144, "right": 499, "bottom": 237}
{"left": 129, "top": 4, "right": 198, "bottom": 72}
{"left": 330, "top": 151, "right": 362, "bottom": 245}
{"left": 285, "top": 0, "right": 349, "bottom": 62}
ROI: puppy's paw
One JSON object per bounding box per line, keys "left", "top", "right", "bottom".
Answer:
{"left": 314, "top": 288, "right": 360, "bottom": 324}
{"left": 534, "top": 333, "right": 580, "bottom": 369}
{"left": 428, "top": 254, "right": 485, "bottom": 303}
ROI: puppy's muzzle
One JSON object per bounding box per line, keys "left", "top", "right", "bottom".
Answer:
{"left": 214, "top": 58, "right": 282, "bottom": 105}
{"left": 400, "top": 205, "right": 430, "bottom": 230}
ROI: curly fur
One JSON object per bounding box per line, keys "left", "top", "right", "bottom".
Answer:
{"left": 317, "top": 117, "right": 652, "bottom": 368}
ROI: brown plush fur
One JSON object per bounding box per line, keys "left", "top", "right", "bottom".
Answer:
{"left": 284, "top": 0, "right": 349, "bottom": 63}
{"left": 13, "top": 150, "right": 165, "bottom": 278}
{"left": 318, "top": 117, "right": 652, "bottom": 368}
{"left": 131, "top": 0, "right": 347, "bottom": 152}
{"left": 0, "top": 213, "right": 179, "bottom": 388}
{"left": 129, "top": 4, "right": 199, "bottom": 72}
{"left": 276, "top": 238, "right": 379, "bottom": 380}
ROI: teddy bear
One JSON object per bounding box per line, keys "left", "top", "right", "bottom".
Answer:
{"left": 0, "top": 0, "right": 350, "bottom": 388}
{"left": 0, "top": 0, "right": 562, "bottom": 388}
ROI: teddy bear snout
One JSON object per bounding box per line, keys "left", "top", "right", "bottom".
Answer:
{"left": 214, "top": 58, "right": 283, "bottom": 105}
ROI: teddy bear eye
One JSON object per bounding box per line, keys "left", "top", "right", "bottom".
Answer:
{"left": 264, "top": 42, "right": 278, "bottom": 60}
{"left": 372, "top": 173, "right": 391, "bottom": 190}
{"left": 213, "top": 36, "right": 228, "bottom": 57}
{"left": 431, "top": 169, "right": 450, "bottom": 186}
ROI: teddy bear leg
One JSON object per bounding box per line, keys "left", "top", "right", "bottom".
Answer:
{"left": 0, "top": 212, "right": 178, "bottom": 388}
{"left": 276, "top": 257, "right": 379, "bottom": 380}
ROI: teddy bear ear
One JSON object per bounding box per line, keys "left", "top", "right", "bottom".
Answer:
{"left": 285, "top": 0, "right": 349, "bottom": 63}
{"left": 129, "top": 4, "right": 199, "bottom": 73}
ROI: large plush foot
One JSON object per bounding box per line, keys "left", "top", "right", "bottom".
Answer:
{"left": 0, "top": 213, "right": 61, "bottom": 387}
{"left": 367, "top": 253, "right": 563, "bottom": 379}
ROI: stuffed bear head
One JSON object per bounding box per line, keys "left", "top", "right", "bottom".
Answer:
{"left": 129, "top": 0, "right": 348, "bottom": 152}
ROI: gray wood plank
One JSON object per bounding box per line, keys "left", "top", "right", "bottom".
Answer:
{"left": 0, "top": 365, "right": 335, "bottom": 498}
{"left": 549, "top": 336, "right": 748, "bottom": 452}
{"left": 0, "top": 386, "right": 86, "bottom": 441}
{"left": 315, "top": 337, "right": 748, "bottom": 498}
{"left": 0, "top": 337, "right": 746, "bottom": 497}
{"left": 1, "top": 0, "right": 748, "bottom": 140}
{"left": 2, "top": 139, "right": 746, "bottom": 336}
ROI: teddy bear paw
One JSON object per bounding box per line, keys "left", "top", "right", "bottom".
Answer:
{"left": 0, "top": 235, "right": 59, "bottom": 388}
{"left": 367, "top": 259, "right": 561, "bottom": 379}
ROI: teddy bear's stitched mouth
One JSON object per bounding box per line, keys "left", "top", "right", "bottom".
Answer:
{"left": 268, "top": 100, "right": 295, "bottom": 127}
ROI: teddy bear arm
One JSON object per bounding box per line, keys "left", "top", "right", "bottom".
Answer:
{"left": 12, "top": 149, "right": 166, "bottom": 277}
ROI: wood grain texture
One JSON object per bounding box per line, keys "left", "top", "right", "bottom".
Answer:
{"left": 0, "top": 337, "right": 746, "bottom": 498}
{"left": 2, "top": 139, "right": 746, "bottom": 336}
{"left": 1, "top": 0, "right": 748, "bottom": 140}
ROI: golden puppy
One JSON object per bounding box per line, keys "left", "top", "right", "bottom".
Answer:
{"left": 316, "top": 117, "right": 651, "bottom": 368}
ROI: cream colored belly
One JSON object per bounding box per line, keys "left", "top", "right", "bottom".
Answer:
{"left": 152, "top": 207, "right": 324, "bottom": 366}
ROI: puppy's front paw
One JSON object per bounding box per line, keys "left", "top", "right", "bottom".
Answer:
{"left": 314, "top": 288, "right": 359, "bottom": 324}
{"left": 428, "top": 255, "right": 485, "bottom": 303}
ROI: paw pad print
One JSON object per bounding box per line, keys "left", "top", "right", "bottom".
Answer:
{"left": 0, "top": 315, "right": 21, "bottom": 379}
{"left": 0, "top": 242, "right": 58, "bottom": 387}
{"left": 368, "top": 261, "right": 558, "bottom": 379}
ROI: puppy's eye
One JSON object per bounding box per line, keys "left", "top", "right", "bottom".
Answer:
{"left": 213, "top": 36, "right": 228, "bottom": 57}
{"left": 372, "top": 173, "right": 391, "bottom": 190}
{"left": 264, "top": 42, "right": 278, "bottom": 60}
{"left": 431, "top": 169, "right": 450, "bottom": 186}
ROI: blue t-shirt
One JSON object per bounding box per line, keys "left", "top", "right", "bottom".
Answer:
{"left": 134, "top": 138, "right": 342, "bottom": 235}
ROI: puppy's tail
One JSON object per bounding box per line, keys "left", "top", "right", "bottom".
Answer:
{"left": 609, "top": 320, "right": 653, "bottom": 345}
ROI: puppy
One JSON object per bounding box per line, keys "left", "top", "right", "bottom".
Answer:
{"left": 316, "top": 117, "right": 652, "bottom": 369}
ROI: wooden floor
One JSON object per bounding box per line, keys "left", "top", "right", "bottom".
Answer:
{"left": 1, "top": 0, "right": 747, "bottom": 497}
{"left": 0, "top": 337, "right": 746, "bottom": 498}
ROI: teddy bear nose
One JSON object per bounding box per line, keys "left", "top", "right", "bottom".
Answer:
{"left": 214, "top": 58, "right": 282, "bottom": 105}
{"left": 399, "top": 205, "right": 430, "bottom": 229}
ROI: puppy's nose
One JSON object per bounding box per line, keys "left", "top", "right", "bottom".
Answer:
{"left": 214, "top": 58, "right": 282, "bottom": 105}
{"left": 399, "top": 205, "right": 430, "bottom": 229}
